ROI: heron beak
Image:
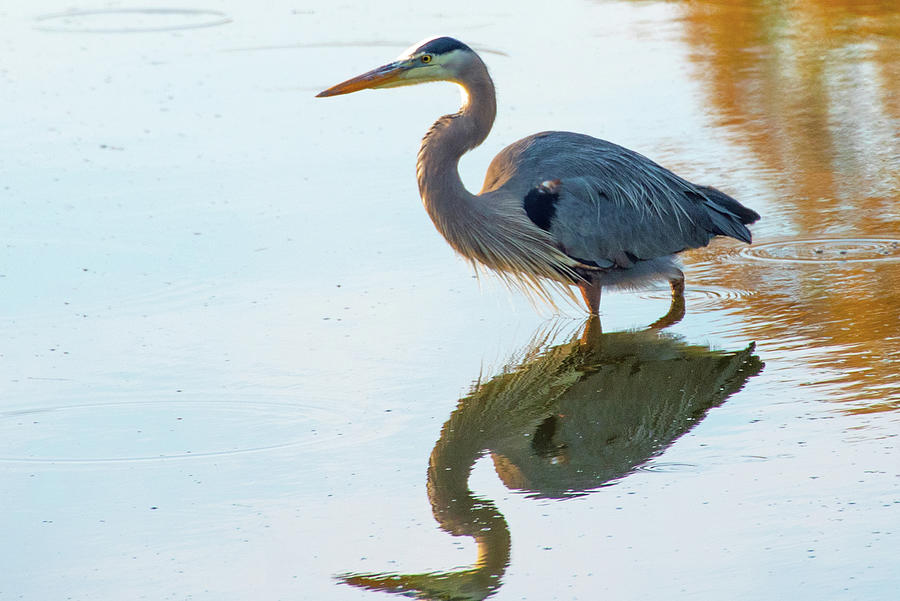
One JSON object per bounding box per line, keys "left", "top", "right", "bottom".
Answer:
{"left": 316, "top": 61, "right": 410, "bottom": 97}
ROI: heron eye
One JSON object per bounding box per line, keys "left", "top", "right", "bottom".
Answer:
{"left": 421, "top": 54, "right": 433, "bottom": 64}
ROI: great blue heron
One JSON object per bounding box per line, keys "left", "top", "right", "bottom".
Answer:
{"left": 317, "top": 36, "right": 760, "bottom": 315}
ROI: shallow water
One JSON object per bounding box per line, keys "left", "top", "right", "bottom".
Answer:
{"left": 2, "top": 1, "right": 898, "bottom": 600}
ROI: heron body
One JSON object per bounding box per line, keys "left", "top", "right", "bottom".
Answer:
{"left": 317, "top": 36, "right": 759, "bottom": 315}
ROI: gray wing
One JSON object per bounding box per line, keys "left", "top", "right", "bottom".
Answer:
{"left": 481, "top": 131, "right": 759, "bottom": 268}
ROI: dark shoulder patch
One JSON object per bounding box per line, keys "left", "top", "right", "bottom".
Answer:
{"left": 417, "top": 36, "right": 471, "bottom": 56}
{"left": 523, "top": 181, "right": 560, "bottom": 231}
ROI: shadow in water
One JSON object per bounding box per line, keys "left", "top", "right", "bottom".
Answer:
{"left": 338, "top": 319, "right": 763, "bottom": 600}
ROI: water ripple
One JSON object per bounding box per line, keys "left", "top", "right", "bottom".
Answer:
{"left": 635, "top": 462, "right": 699, "bottom": 474}
{"left": 0, "top": 398, "right": 394, "bottom": 464}
{"left": 739, "top": 238, "right": 900, "bottom": 264}
{"left": 639, "top": 284, "right": 754, "bottom": 309}
{"left": 34, "top": 8, "right": 232, "bottom": 33}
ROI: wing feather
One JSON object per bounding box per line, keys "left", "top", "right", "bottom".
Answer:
{"left": 481, "top": 132, "right": 758, "bottom": 267}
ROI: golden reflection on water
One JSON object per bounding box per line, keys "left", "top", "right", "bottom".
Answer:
{"left": 679, "top": 0, "right": 899, "bottom": 218}
{"left": 339, "top": 321, "right": 762, "bottom": 600}
{"left": 690, "top": 246, "right": 900, "bottom": 412}
{"left": 670, "top": 0, "right": 900, "bottom": 413}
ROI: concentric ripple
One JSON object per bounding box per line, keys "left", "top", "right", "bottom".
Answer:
{"left": 0, "top": 399, "right": 389, "bottom": 464}
{"left": 636, "top": 462, "right": 699, "bottom": 474}
{"left": 739, "top": 238, "right": 900, "bottom": 264}
{"left": 639, "top": 284, "right": 754, "bottom": 309}
{"left": 34, "top": 8, "right": 231, "bottom": 33}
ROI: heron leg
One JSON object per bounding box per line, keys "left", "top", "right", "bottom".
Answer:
{"left": 577, "top": 280, "right": 602, "bottom": 315}
{"left": 649, "top": 271, "right": 686, "bottom": 330}
{"left": 670, "top": 269, "right": 685, "bottom": 298}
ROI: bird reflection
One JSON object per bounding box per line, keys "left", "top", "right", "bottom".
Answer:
{"left": 339, "top": 319, "right": 762, "bottom": 600}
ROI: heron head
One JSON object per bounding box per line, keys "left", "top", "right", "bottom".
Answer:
{"left": 316, "top": 36, "right": 476, "bottom": 97}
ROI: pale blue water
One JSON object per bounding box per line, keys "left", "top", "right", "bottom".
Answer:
{"left": 2, "top": 1, "right": 898, "bottom": 600}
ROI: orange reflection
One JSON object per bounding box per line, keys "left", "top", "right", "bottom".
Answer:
{"left": 678, "top": 0, "right": 899, "bottom": 229}
{"left": 690, "top": 243, "right": 900, "bottom": 412}
{"left": 665, "top": 0, "right": 900, "bottom": 414}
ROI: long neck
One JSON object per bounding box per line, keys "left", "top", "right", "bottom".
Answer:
{"left": 414, "top": 58, "right": 576, "bottom": 300}
{"left": 416, "top": 58, "right": 497, "bottom": 239}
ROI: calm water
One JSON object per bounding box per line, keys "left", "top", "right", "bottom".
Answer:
{"left": 2, "top": 1, "right": 898, "bottom": 600}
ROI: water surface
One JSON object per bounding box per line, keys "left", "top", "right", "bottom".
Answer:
{"left": 2, "top": 0, "right": 898, "bottom": 600}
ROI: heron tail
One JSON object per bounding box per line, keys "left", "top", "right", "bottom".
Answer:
{"left": 697, "top": 185, "right": 760, "bottom": 244}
